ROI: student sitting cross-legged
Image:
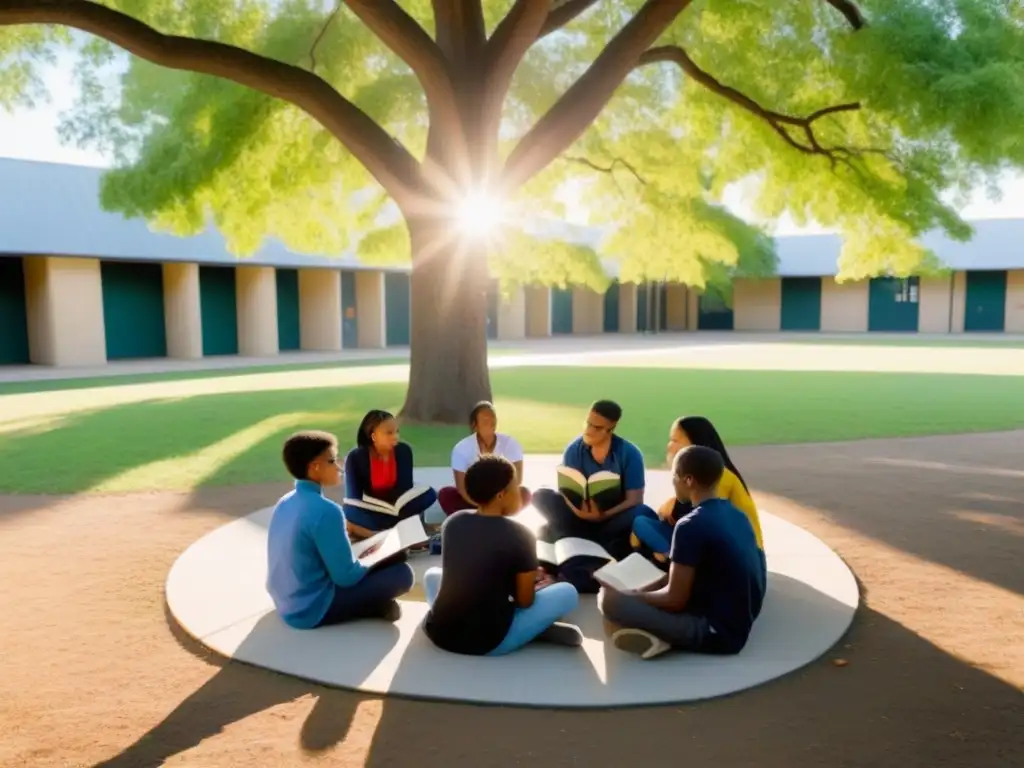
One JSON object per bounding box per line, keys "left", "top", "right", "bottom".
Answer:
{"left": 438, "top": 400, "right": 532, "bottom": 516}
{"left": 632, "top": 416, "right": 765, "bottom": 572}
{"left": 422, "top": 455, "right": 583, "bottom": 656}
{"left": 266, "top": 430, "right": 415, "bottom": 629}
{"left": 343, "top": 409, "right": 438, "bottom": 540}
{"left": 599, "top": 445, "right": 767, "bottom": 660}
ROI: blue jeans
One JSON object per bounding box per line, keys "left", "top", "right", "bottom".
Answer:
{"left": 423, "top": 567, "right": 579, "bottom": 656}
{"left": 344, "top": 487, "right": 439, "bottom": 532}
{"left": 632, "top": 506, "right": 673, "bottom": 555}
{"left": 317, "top": 562, "right": 414, "bottom": 625}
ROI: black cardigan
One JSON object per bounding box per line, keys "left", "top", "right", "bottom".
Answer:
{"left": 343, "top": 442, "right": 415, "bottom": 504}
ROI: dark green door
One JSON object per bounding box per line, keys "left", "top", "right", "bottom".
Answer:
{"left": 657, "top": 283, "right": 668, "bottom": 331}
{"left": 868, "top": 277, "right": 919, "bottom": 332}
{"left": 199, "top": 265, "right": 239, "bottom": 355}
{"left": 0, "top": 256, "right": 29, "bottom": 365}
{"left": 385, "top": 272, "right": 411, "bottom": 347}
{"left": 636, "top": 283, "right": 649, "bottom": 331}
{"left": 780, "top": 277, "right": 823, "bottom": 331}
{"left": 486, "top": 280, "right": 499, "bottom": 340}
{"left": 697, "top": 292, "right": 734, "bottom": 330}
{"left": 341, "top": 271, "right": 359, "bottom": 348}
{"left": 964, "top": 270, "right": 1007, "bottom": 332}
{"left": 101, "top": 261, "right": 167, "bottom": 359}
{"left": 551, "top": 287, "right": 573, "bottom": 334}
{"left": 603, "top": 282, "right": 620, "bottom": 332}
{"left": 276, "top": 269, "right": 300, "bottom": 351}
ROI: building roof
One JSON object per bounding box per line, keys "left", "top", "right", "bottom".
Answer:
{"left": 2, "top": 157, "right": 1022, "bottom": 276}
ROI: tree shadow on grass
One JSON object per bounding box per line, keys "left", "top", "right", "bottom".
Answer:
{"left": 92, "top": 602, "right": 398, "bottom": 767}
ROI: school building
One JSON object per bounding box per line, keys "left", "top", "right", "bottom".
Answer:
{"left": 1, "top": 158, "right": 1022, "bottom": 369}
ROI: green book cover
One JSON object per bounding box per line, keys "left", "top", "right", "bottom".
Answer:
{"left": 556, "top": 466, "right": 622, "bottom": 512}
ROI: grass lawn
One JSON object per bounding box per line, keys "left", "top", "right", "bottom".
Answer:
{"left": 1, "top": 364, "right": 1023, "bottom": 494}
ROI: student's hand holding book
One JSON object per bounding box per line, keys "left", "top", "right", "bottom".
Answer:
{"left": 656, "top": 497, "right": 676, "bottom": 522}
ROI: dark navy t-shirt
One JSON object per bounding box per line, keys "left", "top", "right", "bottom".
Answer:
{"left": 669, "top": 497, "right": 766, "bottom": 654}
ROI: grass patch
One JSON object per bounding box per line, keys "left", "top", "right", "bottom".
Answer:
{"left": 1, "top": 366, "right": 1022, "bottom": 494}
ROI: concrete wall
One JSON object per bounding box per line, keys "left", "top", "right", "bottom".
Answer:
{"left": 687, "top": 287, "right": 699, "bottom": 331}
{"left": 525, "top": 285, "right": 551, "bottom": 337}
{"left": 733, "top": 278, "right": 781, "bottom": 331}
{"left": 572, "top": 287, "right": 604, "bottom": 334}
{"left": 497, "top": 286, "right": 527, "bottom": 340}
{"left": 236, "top": 266, "right": 279, "bottom": 356}
{"left": 23, "top": 256, "right": 107, "bottom": 366}
{"left": 820, "top": 278, "right": 868, "bottom": 332}
{"left": 163, "top": 262, "right": 203, "bottom": 359}
{"left": 618, "top": 283, "right": 638, "bottom": 334}
{"left": 665, "top": 284, "right": 689, "bottom": 331}
{"left": 950, "top": 271, "right": 967, "bottom": 333}
{"left": 298, "top": 268, "right": 342, "bottom": 351}
{"left": 918, "top": 275, "right": 955, "bottom": 333}
{"left": 1006, "top": 269, "right": 1024, "bottom": 333}
{"left": 355, "top": 270, "right": 386, "bottom": 349}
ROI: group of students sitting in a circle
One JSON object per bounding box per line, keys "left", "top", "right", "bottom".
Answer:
{"left": 266, "top": 400, "right": 767, "bottom": 661}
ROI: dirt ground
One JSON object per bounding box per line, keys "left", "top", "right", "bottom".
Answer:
{"left": 1, "top": 432, "right": 1022, "bottom": 768}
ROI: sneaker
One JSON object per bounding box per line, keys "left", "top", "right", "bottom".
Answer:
{"left": 612, "top": 628, "right": 670, "bottom": 660}
{"left": 536, "top": 622, "right": 584, "bottom": 647}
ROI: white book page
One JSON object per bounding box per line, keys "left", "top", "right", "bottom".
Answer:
{"left": 393, "top": 486, "right": 430, "bottom": 510}
{"left": 553, "top": 537, "right": 613, "bottom": 564}
{"left": 354, "top": 517, "right": 428, "bottom": 567}
{"left": 594, "top": 553, "right": 665, "bottom": 592}
{"left": 536, "top": 540, "right": 557, "bottom": 564}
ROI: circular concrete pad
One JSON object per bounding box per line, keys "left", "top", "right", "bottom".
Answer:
{"left": 167, "top": 459, "right": 858, "bottom": 708}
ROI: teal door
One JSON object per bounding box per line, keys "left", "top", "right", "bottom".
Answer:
{"left": 276, "top": 269, "right": 300, "bottom": 351}
{"left": 868, "top": 277, "right": 919, "bottom": 332}
{"left": 341, "top": 271, "right": 359, "bottom": 348}
{"left": 636, "top": 283, "right": 652, "bottom": 331}
{"left": 0, "top": 256, "right": 29, "bottom": 365}
{"left": 199, "top": 266, "right": 239, "bottom": 355}
{"left": 697, "top": 292, "right": 734, "bottom": 330}
{"left": 603, "top": 282, "right": 620, "bottom": 332}
{"left": 384, "top": 272, "right": 411, "bottom": 347}
{"left": 964, "top": 270, "right": 1007, "bottom": 332}
{"left": 101, "top": 261, "right": 167, "bottom": 359}
{"left": 657, "top": 283, "right": 668, "bottom": 331}
{"left": 780, "top": 277, "right": 822, "bottom": 331}
{"left": 551, "top": 287, "right": 573, "bottom": 334}
{"left": 486, "top": 280, "right": 499, "bottom": 340}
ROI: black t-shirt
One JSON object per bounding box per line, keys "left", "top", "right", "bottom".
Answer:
{"left": 423, "top": 511, "right": 538, "bottom": 655}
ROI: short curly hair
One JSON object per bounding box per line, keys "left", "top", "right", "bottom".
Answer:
{"left": 282, "top": 430, "right": 337, "bottom": 480}
{"left": 464, "top": 454, "right": 516, "bottom": 506}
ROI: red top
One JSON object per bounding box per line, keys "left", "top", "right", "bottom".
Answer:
{"left": 369, "top": 452, "right": 397, "bottom": 493}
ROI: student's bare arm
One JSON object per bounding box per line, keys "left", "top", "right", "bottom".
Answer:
{"left": 640, "top": 563, "right": 694, "bottom": 611}
{"left": 514, "top": 460, "right": 525, "bottom": 485}
{"left": 600, "top": 489, "right": 644, "bottom": 519}
{"left": 514, "top": 571, "right": 537, "bottom": 608}
{"left": 453, "top": 470, "right": 475, "bottom": 505}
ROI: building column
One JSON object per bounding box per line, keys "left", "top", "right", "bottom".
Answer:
{"left": 732, "top": 278, "right": 781, "bottom": 331}
{"left": 355, "top": 270, "right": 387, "bottom": 349}
{"left": 525, "top": 285, "right": 551, "bottom": 337}
{"left": 572, "top": 287, "right": 604, "bottom": 334}
{"left": 618, "top": 282, "right": 638, "bottom": 334}
{"left": 820, "top": 278, "right": 868, "bottom": 332}
{"left": 665, "top": 283, "right": 689, "bottom": 331}
{"left": 297, "top": 268, "right": 341, "bottom": 351}
{"left": 1006, "top": 270, "right": 1024, "bottom": 333}
{"left": 162, "top": 262, "right": 203, "bottom": 359}
{"left": 918, "top": 275, "right": 954, "bottom": 334}
{"left": 497, "top": 286, "right": 527, "bottom": 340}
{"left": 23, "top": 256, "right": 106, "bottom": 366}
{"left": 236, "top": 265, "right": 279, "bottom": 356}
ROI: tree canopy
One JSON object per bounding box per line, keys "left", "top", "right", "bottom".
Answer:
{"left": 4, "top": 1, "right": 1023, "bottom": 294}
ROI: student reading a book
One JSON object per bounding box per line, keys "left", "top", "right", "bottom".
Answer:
{"left": 423, "top": 455, "right": 583, "bottom": 656}
{"left": 343, "top": 410, "right": 438, "bottom": 540}
{"left": 533, "top": 400, "right": 655, "bottom": 590}
{"left": 438, "top": 401, "right": 532, "bottom": 516}
{"left": 600, "top": 444, "right": 766, "bottom": 660}
{"left": 266, "top": 430, "right": 415, "bottom": 628}
{"left": 632, "top": 416, "right": 764, "bottom": 567}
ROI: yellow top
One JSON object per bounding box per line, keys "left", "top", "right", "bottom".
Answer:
{"left": 658, "top": 467, "right": 763, "bottom": 549}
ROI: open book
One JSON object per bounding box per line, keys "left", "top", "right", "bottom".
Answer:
{"left": 343, "top": 486, "right": 432, "bottom": 517}
{"left": 351, "top": 516, "right": 428, "bottom": 569}
{"left": 556, "top": 466, "right": 622, "bottom": 512}
{"left": 536, "top": 537, "right": 614, "bottom": 567}
{"left": 593, "top": 553, "right": 666, "bottom": 592}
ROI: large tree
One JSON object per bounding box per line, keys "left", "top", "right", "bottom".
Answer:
{"left": 2, "top": 1, "right": 1023, "bottom": 422}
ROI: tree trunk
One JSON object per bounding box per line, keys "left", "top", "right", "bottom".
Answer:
{"left": 399, "top": 216, "right": 493, "bottom": 424}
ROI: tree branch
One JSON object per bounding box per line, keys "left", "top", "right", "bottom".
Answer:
{"left": 432, "top": 0, "right": 487, "bottom": 67}
{"left": 2, "top": 0, "right": 421, "bottom": 200}
{"left": 503, "top": 0, "right": 692, "bottom": 192}
{"left": 539, "top": 0, "right": 602, "bottom": 39}
{"left": 823, "top": 0, "right": 866, "bottom": 30}
{"left": 565, "top": 155, "right": 647, "bottom": 187}
{"left": 483, "top": 0, "right": 553, "bottom": 135}
{"left": 637, "top": 45, "right": 874, "bottom": 171}
{"left": 308, "top": 3, "right": 342, "bottom": 73}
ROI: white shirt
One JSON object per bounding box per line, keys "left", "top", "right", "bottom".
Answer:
{"left": 450, "top": 433, "right": 524, "bottom": 472}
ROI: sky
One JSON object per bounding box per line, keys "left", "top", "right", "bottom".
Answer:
{"left": 2, "top": 56, "right": 1023, "bottom": 237}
